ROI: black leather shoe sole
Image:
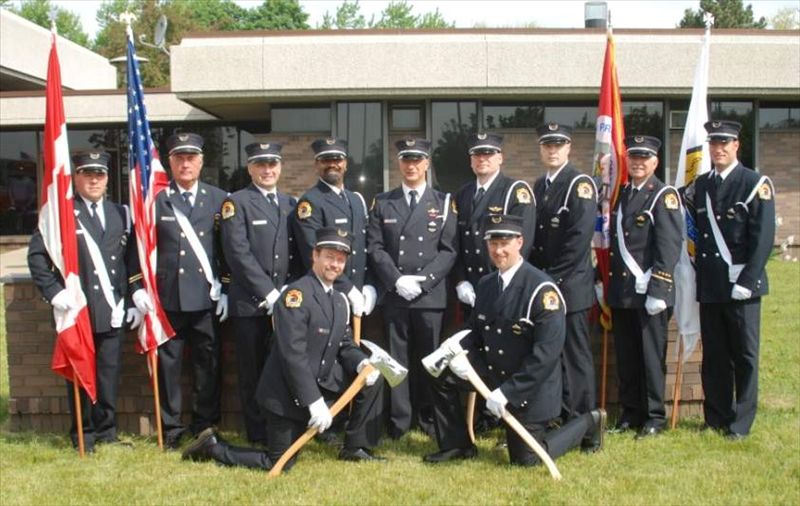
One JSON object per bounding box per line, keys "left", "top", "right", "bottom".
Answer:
{"left": 181, "top": 427, "right": 216, "bottom": 461}
{"left": 423, "top": 446, "right": 478, "bottom": 463}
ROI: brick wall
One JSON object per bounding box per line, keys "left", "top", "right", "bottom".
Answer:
{"left": 760, "top": 130, "right": 800, "bottom": 246}
{"left": 4, "top": 276, "right": 702, "bottom": 435}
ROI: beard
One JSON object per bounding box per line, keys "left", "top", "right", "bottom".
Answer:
{"left": 322, "top": 169, "right": 343, "bottom": 186}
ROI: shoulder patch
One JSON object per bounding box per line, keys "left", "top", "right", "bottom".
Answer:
{"left": 542, "top": 290, "right": 560, "bottom": 311}
{"left": 285, "top": 289, "right": 303, "bottom": 308}
{"left": 576, "top": 181, "right": 594, "bottom": 200}
{"left": 515, "top": 187, "right": 532, "bottom": 204}
{"left": 221, "top": 200, "right": 235, "bottom": 220}
{"left": 297, "top": 201, "right": 312, "bottom": 220}
{"left": 758, "top": 183, "right": 772, "bottom": 200}
{"left": 664, "top": 192, "right": 679, "bottom": 210}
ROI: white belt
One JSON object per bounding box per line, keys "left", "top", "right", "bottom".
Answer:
{"left": 705, "top": 192, "right": 744, "bottom": 283}
{"left": 77, "top": 220, "right": 125, "bottom": 327}
{"left": 615, "top": 208, "right": 651, "bottom": 294}
{"left": 172, "top": 206, "right": 221, "bottom": 301}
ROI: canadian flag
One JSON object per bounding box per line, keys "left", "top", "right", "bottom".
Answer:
{"left": 39, "top": 30, "right": 97, "bottom": 401}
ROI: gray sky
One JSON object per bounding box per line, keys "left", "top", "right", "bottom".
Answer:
{"left": 43, "top": 0, "right": 799, "bottom": 37}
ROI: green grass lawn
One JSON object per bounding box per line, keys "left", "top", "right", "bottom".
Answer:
{"left": 1, "top": 260, "right": 798, "bottom": 505}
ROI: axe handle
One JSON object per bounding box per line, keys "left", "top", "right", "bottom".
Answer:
{"left": 463, "top": 366, "right": 562, "bottom": 481}
{"left": 353, "top": 315, "right": 362, "bottom": 345}
{"left": 466, "top": 392, "right": 477, "bottom": 444}
{"left": 268, "top": 364, "right": 373, "bottom": 478}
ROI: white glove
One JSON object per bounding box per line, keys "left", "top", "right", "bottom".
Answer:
{"left": 347, "top": 286, "right": 365, "bottom": 316}
{"left": 357, "top": 359, "right": 380, "bottom": 387}
{"left": 455, "top": 280, "right": 476, "bottom": 307}
{"left": 51, "top": 289, "right": 75, "bottom": 312}
{"left": 644, "top": 296, "right": 667, "bottom": 316}
{"left": 448, "top": 351, "right": 471, "bottom": 381}
{"left": 126, "top": 307, "right": 144, "bottom": 330}
{"left": 486, "top": 388, "right": 508, "bottom": 419}
{"left": 362, "top": 285, "right": 377, "bottom": 315}
{"left": 132, "top": 288, "right": 154, "bottom": 313}
{"left": 395, "top": 275, "right": 425, "bottom": 301}
{"left": 731, "top": 284, "right": 752, "bottom": 301}
{"left": 216, "top": 293, "right": 229, "bottom": 322}
{"left": 307, "top": 397, "right": 332, "bottom": 433}
{"left": 260, "top": 289, "right": 281, "bottom": 315}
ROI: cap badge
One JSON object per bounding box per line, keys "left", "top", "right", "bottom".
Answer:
{"left": 326, "top": 138, "right": 336, "bottom": 145}
{"left": 548, "top": 122, "right": 558, "bottom": 131}
{"left": 488, "top": 206, "right": 502, "bottom": 213}
{"left": 178, "top": 134, "right": 189, "bottom": 141}
{"left": 89, "top": 152, "right": 100, "bottom": 160}
{"left": 634, "top": 136, "right": 644, "bottom": 143}
{"left": 406, "top": 139, "right": 416, "bottom": 147}
{"left": 477, "top": 133, "right": 487, "bottom": 140}
{"left": 260, "top": 143, "right": 270, "bottom": 150}
{"left": 337, "top": 229, "right": 348, "bottom": 237}
{"left": 712, "top": 121, "right": 721, "bottom": 128}
{"left": 491, "top": 215, "right": 502, "bottom": 224}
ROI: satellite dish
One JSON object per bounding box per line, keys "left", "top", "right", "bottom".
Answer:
{"left": 153, "top": 15, "right": 168, "bottom": 47}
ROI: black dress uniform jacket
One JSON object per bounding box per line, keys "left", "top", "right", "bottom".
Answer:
{"left": 28, "top": 198, "right": 138, "bottom": 333}
{"left": 367, "top": 186, "right": 458, "bottom": 309}
{"left": 256, "top": 274, "right": 368, "bottom": 421}
{"left": 221, "top": 184, "right": 297, "bottom": 317}
{"left": 608, "top": 177, "right": 683, "bottom": 308}
{"left": 454, "top": 174, "right": 536, "bottom": 286}
{"left": 460, "top": 262, "right": 566, "bottom": 422}
{"left": 530, "top": 164, "right": 597, "bottom": 312}
{"left": 155, "top": 181, "right": 229, "bottom": 312}
{"left": 292, "top": 180, "right": 370, "bottom": 294}
{"left": 692, "top": 165, "right": 775, "bottom": 303}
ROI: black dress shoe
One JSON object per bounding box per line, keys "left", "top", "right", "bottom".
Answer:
{"left": 316, "top": 431, "right": 341, "bottom": 447}
{"left": 338, "top": 447, "right": 387, "bottom": 462}
{"left": 181, "top": 427, "right": 218, "bottom": 462}
{"left": 635, "top": 425, "right": 663, "bottom": 440}
{"left": 581, "top": 408, "right": 607, "bottom": 453}
{"left": 724, "top": 428, "right": 748, "bottom": 441}
{"left": 423, "top": 445, "right": 478, "bottom": 463}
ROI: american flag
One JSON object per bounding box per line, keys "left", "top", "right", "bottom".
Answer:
{"left": 126, "top": 25, "right": 174, "bottom": 352}
{"left": 41, "top": 29, "right": 96, "bottom": 400}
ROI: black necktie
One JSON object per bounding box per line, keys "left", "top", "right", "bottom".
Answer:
{"left": 182, "top": 191, "right": 193, "bottom": 208}
{"left": 497, "top": 274, "right": 504, "bottom": 293}
{"left": 409, "top": 190, "right": 418, "bottom": 212}
{"left": 90, "top": 202, "right": 103, "bottom": 232}
{"left": 267, "top": 192, "right": 277, "bottom": 208}
{"left": 545, "top": 178, "right": 552, "bottom": 191}
{"left": 714, "top": 174, "right": 723, "bottom": 189}
{"left": 474, "top": 187, "right": 485, "bottom": 204}
{"left": 629, "top": 187, "right": 638, "bottom": 203}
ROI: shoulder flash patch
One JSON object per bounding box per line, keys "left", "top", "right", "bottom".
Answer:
{"left": 297, "top": 201, "right": 312, "bottom": 220}
{"left": 221, "top": 200, "right": 235, "bottom": 220}
{"left": 542, "top": 290, "right": 560, "bottom": 311}
{"left": 664, "top": 192, "right": 679, "bottom": 210}
{"left": 758, "top": 183, "right": 772, "bottom": 200}
{"left": 285, "top": 289, "right": 303, "bottom": 308}
{"left": 515, "top": 187, "right": 531, "bottom": 204}
{"left": 577, "top": 181, "right": 594, "bottom": 200}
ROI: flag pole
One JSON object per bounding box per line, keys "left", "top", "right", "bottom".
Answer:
{"left": 600, "top": 327, "right": 608, "bottom": 410}
{"left": 72, "top": 372, "right": 86, "bottom": 458}
{"left": 149, "top": 349, "right": 164, "bottom": 449}
{"left": 670, "top": 337, "right": 685, "bottom": 429}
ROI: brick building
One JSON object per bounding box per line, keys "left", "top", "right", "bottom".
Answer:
{"left": 0, "top": 9, "right": 797, "bottom": 433}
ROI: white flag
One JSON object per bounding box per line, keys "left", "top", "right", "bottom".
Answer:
{"left": 673, "top": 22, "right": 712, "bottom": 363}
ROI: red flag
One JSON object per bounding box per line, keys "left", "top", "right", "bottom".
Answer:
{"left": 40, "top": 31, "right": 97, "bottom": 401}
{"left": 591, "top": 28, "right": 628, "bottom": 331}
{"left": 126, "top": 25, "right": 174, "bottom": 352}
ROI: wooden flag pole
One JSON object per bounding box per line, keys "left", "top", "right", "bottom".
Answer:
{"left": 149, "top": 349, "right": 164, "bottom": 449}
{"left": 670, "top": 338, "right": 685, "bottom": 430}
{"left": 600, "top": 327, "right": 609, "bottom": 410}
{"left": 72, "top": 373, "right": 85, "bottom": 458}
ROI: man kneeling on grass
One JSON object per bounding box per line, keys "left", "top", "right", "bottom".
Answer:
{"left": 181, "top": 227, "right": 385, "bottom": 470}
{"left": 423, "top": 214, "right": 606, "bottom": 466}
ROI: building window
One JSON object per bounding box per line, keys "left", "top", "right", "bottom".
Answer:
{"left": 271, "top": 105, "right": 331, "bottom": 133}
{"left": 759, "top": 103, "right": 800, "bottom": 129}
{"left": 337, "top": 102, "right": 383, "bottom": 203}
{"left": 0, "top": 130, "right": 39, "bottom": 236}
{"left": 544, "top": 103, "right": 597, "bottom": 130}
{"left": 711, "top": 101, "right": 754, "bottom": 168}
{"left": 391, "top": 105, "right": 422, "bottom": 130}
{"left": 482, "top": 104, "right": 543, "bottom": 129}
{"left": 431, "top": 101, "right": 478, "bottom": 192}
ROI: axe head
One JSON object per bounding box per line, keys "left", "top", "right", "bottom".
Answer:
{"left": 361, "top": 339, "right": 408, "bottom": 388}
{"left": 421, "top": 346, "right": 454, "bottom": 378}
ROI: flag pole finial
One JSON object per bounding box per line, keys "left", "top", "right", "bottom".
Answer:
{"left": 48, "top": 7, "right": 57, "bottom": 33}
{"left": 703, "top": 12, "right": 714, "bottom": 30}
{"left": 118, "top": 11, "right": 137, "bottom": 29}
